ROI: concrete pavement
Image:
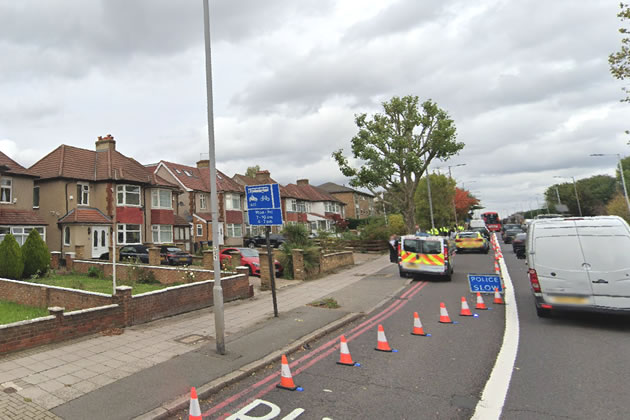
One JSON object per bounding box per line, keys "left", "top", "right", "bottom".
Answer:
{"left": 0, "top": 253, "right": 399, "bottom": 419}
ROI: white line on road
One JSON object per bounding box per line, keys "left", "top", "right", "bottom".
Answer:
{"left": 471, "top": 240, "right": 520, "bottom": 420}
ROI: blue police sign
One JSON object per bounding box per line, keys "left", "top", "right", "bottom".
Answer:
{"left": 467, "top": 274, "right": 503, "bottom": 293}
{"left": 246, "top": 184, "right": 283, "bottom": 226}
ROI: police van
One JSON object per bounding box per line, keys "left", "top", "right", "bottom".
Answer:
{"left": 398, "top": 235, "right": 454, "bottom": 281}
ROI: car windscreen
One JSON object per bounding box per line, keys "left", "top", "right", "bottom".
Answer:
{"left": 164, "top": 247, "right": 182, "bottom": 253}
{"left": 514, "top": 233, "right": 527, "bottom": 240}
{"left": 402, "top": 239, "right": 442, "bottom": 254}
{"left": 506, "top": 229, "right": 522, "bottom": 234}
{"left": 239, "top": 249, "right": 258, "bottom": 257}
{"left": 459, "top": 233, "right": 478, "bottom": 239}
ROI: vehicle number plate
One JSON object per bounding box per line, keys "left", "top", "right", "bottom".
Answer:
{"left": 550, "top": 296, "right": 588, "bottom": 304}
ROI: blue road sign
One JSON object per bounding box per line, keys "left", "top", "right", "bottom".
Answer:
{"left": 246, "top": 184, "right": 283, "bottom": 226}
{"left": 248, "top": 209, "right": 283, "bottom": 226}
{"left": 467, "top": 274, "right": 503, "bottom": 294}
{"left": 245, "top": 184, "right": 281, "bottom": 210}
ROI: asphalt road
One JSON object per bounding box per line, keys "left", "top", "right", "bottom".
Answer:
{"left": 172, "top": 250, "right": 504, "bottom": 419}
{"left": 501, "top": 239, "right": 630, "bottom": 420}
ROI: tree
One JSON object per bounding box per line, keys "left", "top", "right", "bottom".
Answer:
{"left": 607, "top": 193, "right": 630, "bottom": 222}
{"left": 387, "top": 214, "right": 407, "bottom": 235}
{"left": 609, "top": 2, "right": 630, "bottom": 103}
{"left": 245, "top": 165, "right": 261, "bottom": 178}
{"left": 0, "top": 234, "right": 24, "bottom": 280}
{"left": 454, "top": 187, "right": 480, "bottom": 222}
{"left": 545, "top": 175, "right": 616, "bottom": 216}
{"left": 414, "top": 173, "right": 456, "bottom": 229}
{"left": 333, "top": 95, "right": 463, "bottom": 232}
{"left": 22, "top": 229, "right": 51, "bottom": 278}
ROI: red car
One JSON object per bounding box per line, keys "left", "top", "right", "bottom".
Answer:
{"left": 219, "top": 247, "right": 283, "bottom": 277}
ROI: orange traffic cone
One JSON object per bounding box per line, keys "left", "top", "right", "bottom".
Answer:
{"left": 439, "top": 302, "right": 453, "bottom": 323}
{"left": 189, "top": 387, "right": 202, "bottom": 420}
{"left": 493, "top": 288, "right": 505, "bottom": 304}
{"left": 459, "top": 297, "right": 473, "bottom": 316}
{"left": 494, "top": 261, "right": 500, "bottom": 274}
{"left": 411, "top": 312, "right": 428, "bottom": 336}
{"left": 337, "top": 335, "right": 355, "bottom": 366}
{"left": 475, "top": 292, "right": 488, "bottom": 310}
{"left": 277, "top": 355, "right": 298, "bottom": 390}
{"left": 375, "top": 324, "right": 393, "bottom": 352}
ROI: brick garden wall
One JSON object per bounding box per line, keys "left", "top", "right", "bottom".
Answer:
{"left": 72, "top": 260, "right": 214, "bottom": 285}
{"left": 0, "top": 271, "right": 252, "bottom": 354}
{"left": 320, "top": 251, "right": 355, "bottom": 273}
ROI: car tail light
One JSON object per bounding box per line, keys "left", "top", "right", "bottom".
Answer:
{"left": 455, "top": 239, "right": 462, "bottom": 243}
{"left": 475, "top": 238, "right": 483, "bottom": 242}
{"left": 528, "top": 268, "right": 541, "bottom": 292}
{"left": 443, "top": 246, "right": 449, "bottom": 260}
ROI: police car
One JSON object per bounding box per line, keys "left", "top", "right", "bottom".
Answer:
{"left": 398, "top": 235, "right": 454, "bottom": 281}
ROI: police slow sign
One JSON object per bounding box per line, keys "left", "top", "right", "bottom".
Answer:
{"left": 468, "top": 274, "right": 503, "bottom": 293}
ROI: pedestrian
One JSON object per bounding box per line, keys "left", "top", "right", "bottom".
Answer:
{"left": 414, "top": 224, "right": 421, "bottom": 235}
{"left": 388, "top": 234, "right": 399, "bottom": 263}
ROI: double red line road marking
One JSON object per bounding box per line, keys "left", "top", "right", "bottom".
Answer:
{"left": 205, "top": 280, "right": 430, "bottom": 418}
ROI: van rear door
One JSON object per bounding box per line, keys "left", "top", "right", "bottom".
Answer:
{"left": 533, "top": 223, "right": 594, "bottom": 305}
{"left": 576, "top": 220, "right": 630, "bottom": 309}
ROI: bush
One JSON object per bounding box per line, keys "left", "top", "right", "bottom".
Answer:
{"left": 87, "top": 266, "right": 104, "bottom": 278}
{"left": 358, "top": 217, "right": 390, "bottom": 241}
{"left": 277, "top": 241, "right": 320, "bottom": 279}
{"left": 281, "top": 224, "right": 311, "bottom": 246}
{"left": 387, "top": 214, "right": 407, "bottom": 236}
{"left": 22, "top": 229, "right": 51, "bottom": 278}
{"left": 0, "top": 234, "right": 24, "bottom": 279}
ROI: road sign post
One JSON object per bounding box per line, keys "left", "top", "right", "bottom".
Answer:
{"left": 467, "top": 274, "right": 503, "bottom": 294}
{"left": 246, "top": 184, "right": 283, "bottom": 317}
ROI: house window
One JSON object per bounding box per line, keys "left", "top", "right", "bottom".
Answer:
{"left": 297, "top": 201, "right": 306, "bottom": 213}
{"left": 33, "top": 186, "right": 40, "bottom": 208}
{"left": 226, "top": 194, "right": 241, "bottom": 210}
{"left": 196, "top": 224, "right": 203, "bottom": 237}
{"left": 199, "top": 194, "right": 208, "bottom": 210}
{"left": 117, "top": 224, "right": 141, "bottom": 244}
{"left": 116, "top": 185, "right": 141, "bottom": 206}
{"left": 226, "top": 223, "right": 242, "bottom": 237}
{"left": 151, "top": 189, "right": 172, "bottom": 209}
{"left": 288, "top": 199, "right": 297, "bottom": 212}
{"left": 151, "top": 225, "right": 173, "bottom": 243}
{"left": 0, "top": 226, "right": 46, "bottom": 246}
{"left": 77, "top": 183, "right": 89, "bottom": 205}
{"left": 64, "top": 226, "right": 71, "bottom": 246}
{"left": 1, "top": 177, "right": 12, "bottom": 203}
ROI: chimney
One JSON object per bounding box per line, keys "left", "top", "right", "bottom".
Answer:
{"left": 95, "top": 134, "right": 116, "bottom": 152}
{"left": 255, "top": 170, "right": 271, "bottom": 184}
{"left": 197, "top": 160, "right": 209, "bottom": 168}
{"left": 296, "top": 179, "right": 309, "bottom": 186}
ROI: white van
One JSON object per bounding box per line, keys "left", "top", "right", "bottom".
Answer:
{"left": 398, "top": 235, "right": 454, "bottom": 281}
{"left": 527, "top": 216, "right": 630, "bottom": 317}
{"left": 469, "top": 219, "right": 486, "bottom": 229}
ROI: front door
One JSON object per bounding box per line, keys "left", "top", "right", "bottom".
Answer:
{"left": 92, "top": 227, "right": 109, "bottom": 258}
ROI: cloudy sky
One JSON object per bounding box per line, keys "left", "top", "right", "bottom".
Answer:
{"left": 1, "top": 0, "right": 628, "bottom": 217}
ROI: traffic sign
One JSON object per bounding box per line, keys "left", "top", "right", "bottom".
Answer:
{"left": 245, "top": 184, "right": 281, "bottom": 210}
{"left": 467, "top": 274, "right": 503, "bottom": 293}
{"left": 246, "top": 184, "right": 283, "bottom": 226}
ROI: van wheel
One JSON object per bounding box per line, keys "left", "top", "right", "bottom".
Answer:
{"left": 536, "top": 306, "right": 551, "bottom": 318}
{"left": 398, "top": 267, "right": 407, "bottom": 278}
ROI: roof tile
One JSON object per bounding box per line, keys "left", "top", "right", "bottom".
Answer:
{"left": 58, "top": 208, "right": 112, "bottom": 225}
{"left": 0, "top": 209, "right": 48, "bottom": 225}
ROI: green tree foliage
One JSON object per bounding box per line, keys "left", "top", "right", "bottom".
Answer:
{"left": 333, "top": 95, "right": 463, "bottom": 233}
{"left": 414, "top": 173, "right": 456, "bottom": 230}
{"left": 545, "top": 175, "right": 617, "bottom": 216}
{"left": 0, "top": 234, "right": 24, "bottom": 280}
{"left": 358, "top": 217, "right": 390, "bottom": 241}
{"left": 245, "top": 165, "right": 261, "bottom": 178}
{"left": 607, "top": 193, "right": 630, "bottom": 222}
{"left": 609, "top": 2, "right": 630, "bottom": 103}
{"left": 22, "top": 229, "right": 51, "bottom": 278}
{"left": 387, "top": 214, "right": 407, "bottom": 235}
{"left": 615, "top": 156, "right": 630, "bottom": 190}
{"left": 454, "top": 187, "right": 480, "bottom": 222}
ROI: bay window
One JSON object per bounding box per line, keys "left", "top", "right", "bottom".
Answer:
{"left": 226, "top": 223, "right": 242, "bottom": 237}
{"left": 151, "top": 224, "right": 173, "bottom": 243}
{"left": 117, "top": 224, "right": 141, "bottom": 244}
{"left": 226, "top": 194, "right": 241, "bottom": 210}
{"left": 151, "top": 189, "right": 172, "bottom": 209}
{"left": 116, "top": 185, "right": 141, "bottom": 206}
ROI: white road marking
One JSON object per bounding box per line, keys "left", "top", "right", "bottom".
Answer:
{"left": 471, "top": 240, "right": 520, "bottom": 420}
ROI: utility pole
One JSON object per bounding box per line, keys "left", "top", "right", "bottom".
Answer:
{"left": 425, "top": 157, "right": 435, "bottom": 230}
{"left": 202, "top": 0, "right": 225, "bottom": 355}
{"left": 617, "top": 154, "right": 630, "bottom": 215}
{"left": 571, "top": 176, "right": 583, "bottom": 217}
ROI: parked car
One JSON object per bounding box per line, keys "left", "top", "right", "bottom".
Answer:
{"left": 159, "top": 246, "right": 192, "bottom": 265}
{"left": 244, "top": 234, "right": 286, "bottom": 248}
{"left": 219, "top": 247, "right": 283, "bottom": 277}
{"left": 502, "top": 228, "right": 523, "bottom": 244}
{"left": 501, "top": 224, "right": 522, "bottom": 235}
{"left": 470, "top": 226, "right": 490, "bottom": 240}
{"left": 527, "top": 216, "right": 630, "bottom": 318}
{"left": 455, "top": 231, "right": 489, "bottom": 254}
{"left": 99, "top": 245, "right": 149, "bottom": 263}
{"left": 398, "top": 235, "right": 454, "bottom": 281}
{"left": 512, "top": 233, "right": 527, "bottom": 259}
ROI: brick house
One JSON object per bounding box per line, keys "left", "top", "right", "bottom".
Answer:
{"left": 150, "top": 160, "right": 245, "bottom": 249}
{"left": 283, "top": 179, "right": 345, "bottom": 234}
{"left": 317, "top": 182, "right": 375, "bottom": 219}
{"left": 28, "top": 135, "right": 181, "bottom": 258}
{"left": 232, "top": 170, "right": 282, "bottom": 236}
{"left": 0, "top": 151, "right": 48, "bottom": 245}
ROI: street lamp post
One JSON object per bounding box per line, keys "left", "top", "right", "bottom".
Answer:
{"left": 425, "top": 155, "right": 435, "bottom": 230}
{"left": 202, "top": 0, "right": 225, "bottom": 355}
{"left": 590, "top": 153, "right": 630, "bottom": 216}
{"left": 442, "top": 163, "right": 466, "bottom": 226}
{"left": 554, "top": 176, "right": 582, "bottom": 217}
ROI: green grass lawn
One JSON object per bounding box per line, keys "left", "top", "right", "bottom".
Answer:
{"left": 0, "top": 300, "right": 49, "bottom": 325}
{"left": 29, "top": 274, "right": 174, "bottom": 295}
